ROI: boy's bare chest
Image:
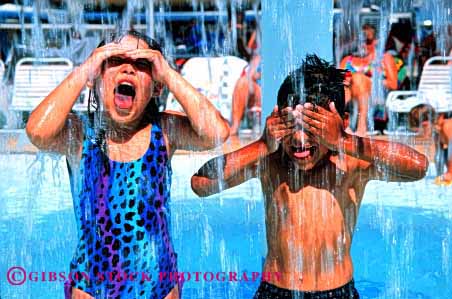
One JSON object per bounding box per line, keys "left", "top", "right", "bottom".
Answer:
{"left": 261, "top": 157, "right": 365, "bottom": 209}
{"left": 269, "top": 183, "right": 354, "bottom": 215}
{"left": 261, "top": 167, "right": 363, "bottom": 233}
{"left": 264, "top": 182, "right": 360, "bottom": 241}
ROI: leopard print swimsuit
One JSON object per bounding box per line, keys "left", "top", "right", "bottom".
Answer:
{"left": 65, "top": 118, "right": 178, "bottom": 299}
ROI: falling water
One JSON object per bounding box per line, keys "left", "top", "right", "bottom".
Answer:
{"left": 0, "top": 1, "right": 451, "bottom": 298}
{"left": 335, "top": 0, "right": 364, "bottom": 64}
{"left": 335, "top": 1, "right": 451, "bottom": 299}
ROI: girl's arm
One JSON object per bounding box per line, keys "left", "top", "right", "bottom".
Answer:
{"left": 26, "top": 44, "right": 130, "bottom": 155}
{"left": 26, "top": 65, "right": 86, "bottom": 155}
{"left": 162, "top": 68, "right": 230, "bottom": 151}
{"left": 126, "top": 48, "right": 230, "bottom": 151}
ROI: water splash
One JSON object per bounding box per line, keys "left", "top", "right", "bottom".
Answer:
{"left": 1, "top": 1, "right": 451, "bottom": 298}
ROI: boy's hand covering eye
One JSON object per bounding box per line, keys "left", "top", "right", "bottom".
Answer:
{"left": 300, "top": 102, "right": 344, "bottom": 151}
{"left": 262, "top": 105, "right": 296, "bottom": 153}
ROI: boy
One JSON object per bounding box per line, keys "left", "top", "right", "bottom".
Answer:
{"left": 191, "top": 55, "right": 428, "bottom": 298}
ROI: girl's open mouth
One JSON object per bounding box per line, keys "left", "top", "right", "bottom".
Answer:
{"left": 114, "top": 82, "right": 136, "bottom": 110}
{"left": 292, "top": 145, "right": 316, "bottom": 159}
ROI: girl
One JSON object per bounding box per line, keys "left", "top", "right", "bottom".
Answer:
{"left": 26, "top": 30, "right": 229, "bottom": 299}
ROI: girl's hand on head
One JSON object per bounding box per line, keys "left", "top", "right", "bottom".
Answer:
{"left": 83, "top": 43, "right": 130, "bottom": 86}
{"left": 262, "top": 105, "right": 296, "bottom": 153}
{"left": 300, "top": 102, "right": 344, "bottom": 151}
{"left": 125, "top": 49, "right": 171, "bottom": 84}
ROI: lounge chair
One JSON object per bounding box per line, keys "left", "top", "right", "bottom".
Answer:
{"left": 385, "top": 56, "right": 452, "bottom": 134}
{"left": 10, "top": 57, "right": 74, "bottom": 113}
{"left": 165, "top": 56, "right": 248, "bottom": 121}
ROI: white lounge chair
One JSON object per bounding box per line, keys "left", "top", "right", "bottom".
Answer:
{"left": 10, "top": 57, "right": 87, "bottom": 112}
{"left": 165, "top": 56, "right": 248, "bottom": 121}
{"left": 385, "top": 56, "right": 452, "bottom": 134}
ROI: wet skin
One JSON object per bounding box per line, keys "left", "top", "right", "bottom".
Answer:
{"left": 260, "top": 148, "right": 363, "bottom": 291}
{"left": 257, "top": 126, "right": 363, "bottom": 291}
{"left": 27, "top": 34, "right": 230, "bottom": 299}
{"left": 192, "top": 103, "right": 428, "bottom": 291}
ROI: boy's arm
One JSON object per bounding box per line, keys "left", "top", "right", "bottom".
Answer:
{"left": 191, "top": 106, "right": 296, "bottom": 196}
{"left": 301, "top": 103, "right": 428, "bottom": 182}
{"left": 191, "top": 140, "right": 268, "bottom": 197}
{"left": 342, "top": 134, "right": 428, "bottom": 181}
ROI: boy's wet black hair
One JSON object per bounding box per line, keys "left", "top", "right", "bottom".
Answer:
{"left": 276, "top": 54, "right": 347, "bottom": 118}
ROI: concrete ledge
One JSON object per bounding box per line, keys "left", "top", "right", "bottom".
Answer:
{"left": 0, "top": 129, "right": 436, "bottom": 162}
{"left": 0, "top": 129, "right": 259, "bottom": 155}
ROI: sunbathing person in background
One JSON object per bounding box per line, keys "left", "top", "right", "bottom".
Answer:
{"left": 340, "top": 24, "right": 398, "bottom": 136}
{"left": 192, "top": 55, "right": 428, "bottom": 299}
{"left": 409, "top": 104, "right": 452, "bottom": 185}
{"left": 230, "top": 54, "right": 262, "bottom": 135}
{"left": 449, "top": 48, "right": 452, "bottom": 65}
{"left": 229, "top": 9, "right": 262, "bottom": 136}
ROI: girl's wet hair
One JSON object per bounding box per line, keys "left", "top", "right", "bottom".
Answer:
{"left": 88, "top": 29, "right": 164, "bottom": 121}
{"left": 276, "top": 54, "right": 346, "bottom": 118}
{"left": 97, "top": 30, "right": 163, "bottom": 53}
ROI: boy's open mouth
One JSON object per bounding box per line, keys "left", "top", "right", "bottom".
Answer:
{"left": 114, "top": 82, "right": 136, "bottom": 110}
{"left": 292, "top": 145, "right": 316, "bottom": 159}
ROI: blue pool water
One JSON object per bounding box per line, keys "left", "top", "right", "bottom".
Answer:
{"left": 0, "top": 154, "right": 451, "bottom": 298}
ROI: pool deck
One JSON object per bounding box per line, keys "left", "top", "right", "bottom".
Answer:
{"left": 0, "top": 129, "right": 436, "bottom": 161}
{"left": 0, "top": 129, "right": 448, "bottom": 219}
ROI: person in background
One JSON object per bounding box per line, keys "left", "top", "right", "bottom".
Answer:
{"left": 192, "top": 55, "right": 428, "bottom": 299}
{"left": 409, "top": 104, "right": 452, "bottom": 185}
{"left": 448, "top": 47, "right": 452, "bottom": 65}
{"left": 385, "top": 22, "right": 413, "bottom": 90}
{"left": 229, "top": 7, "right": 262, "bottom": 135}
{"left": 340, "top": 24, "right": 398, "bottom": 136}
{"left": 229, "top": 54, "right": 262, "bottom": 135}
{"left": 418, "top": 28, "right": 436, "bottom": 77}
